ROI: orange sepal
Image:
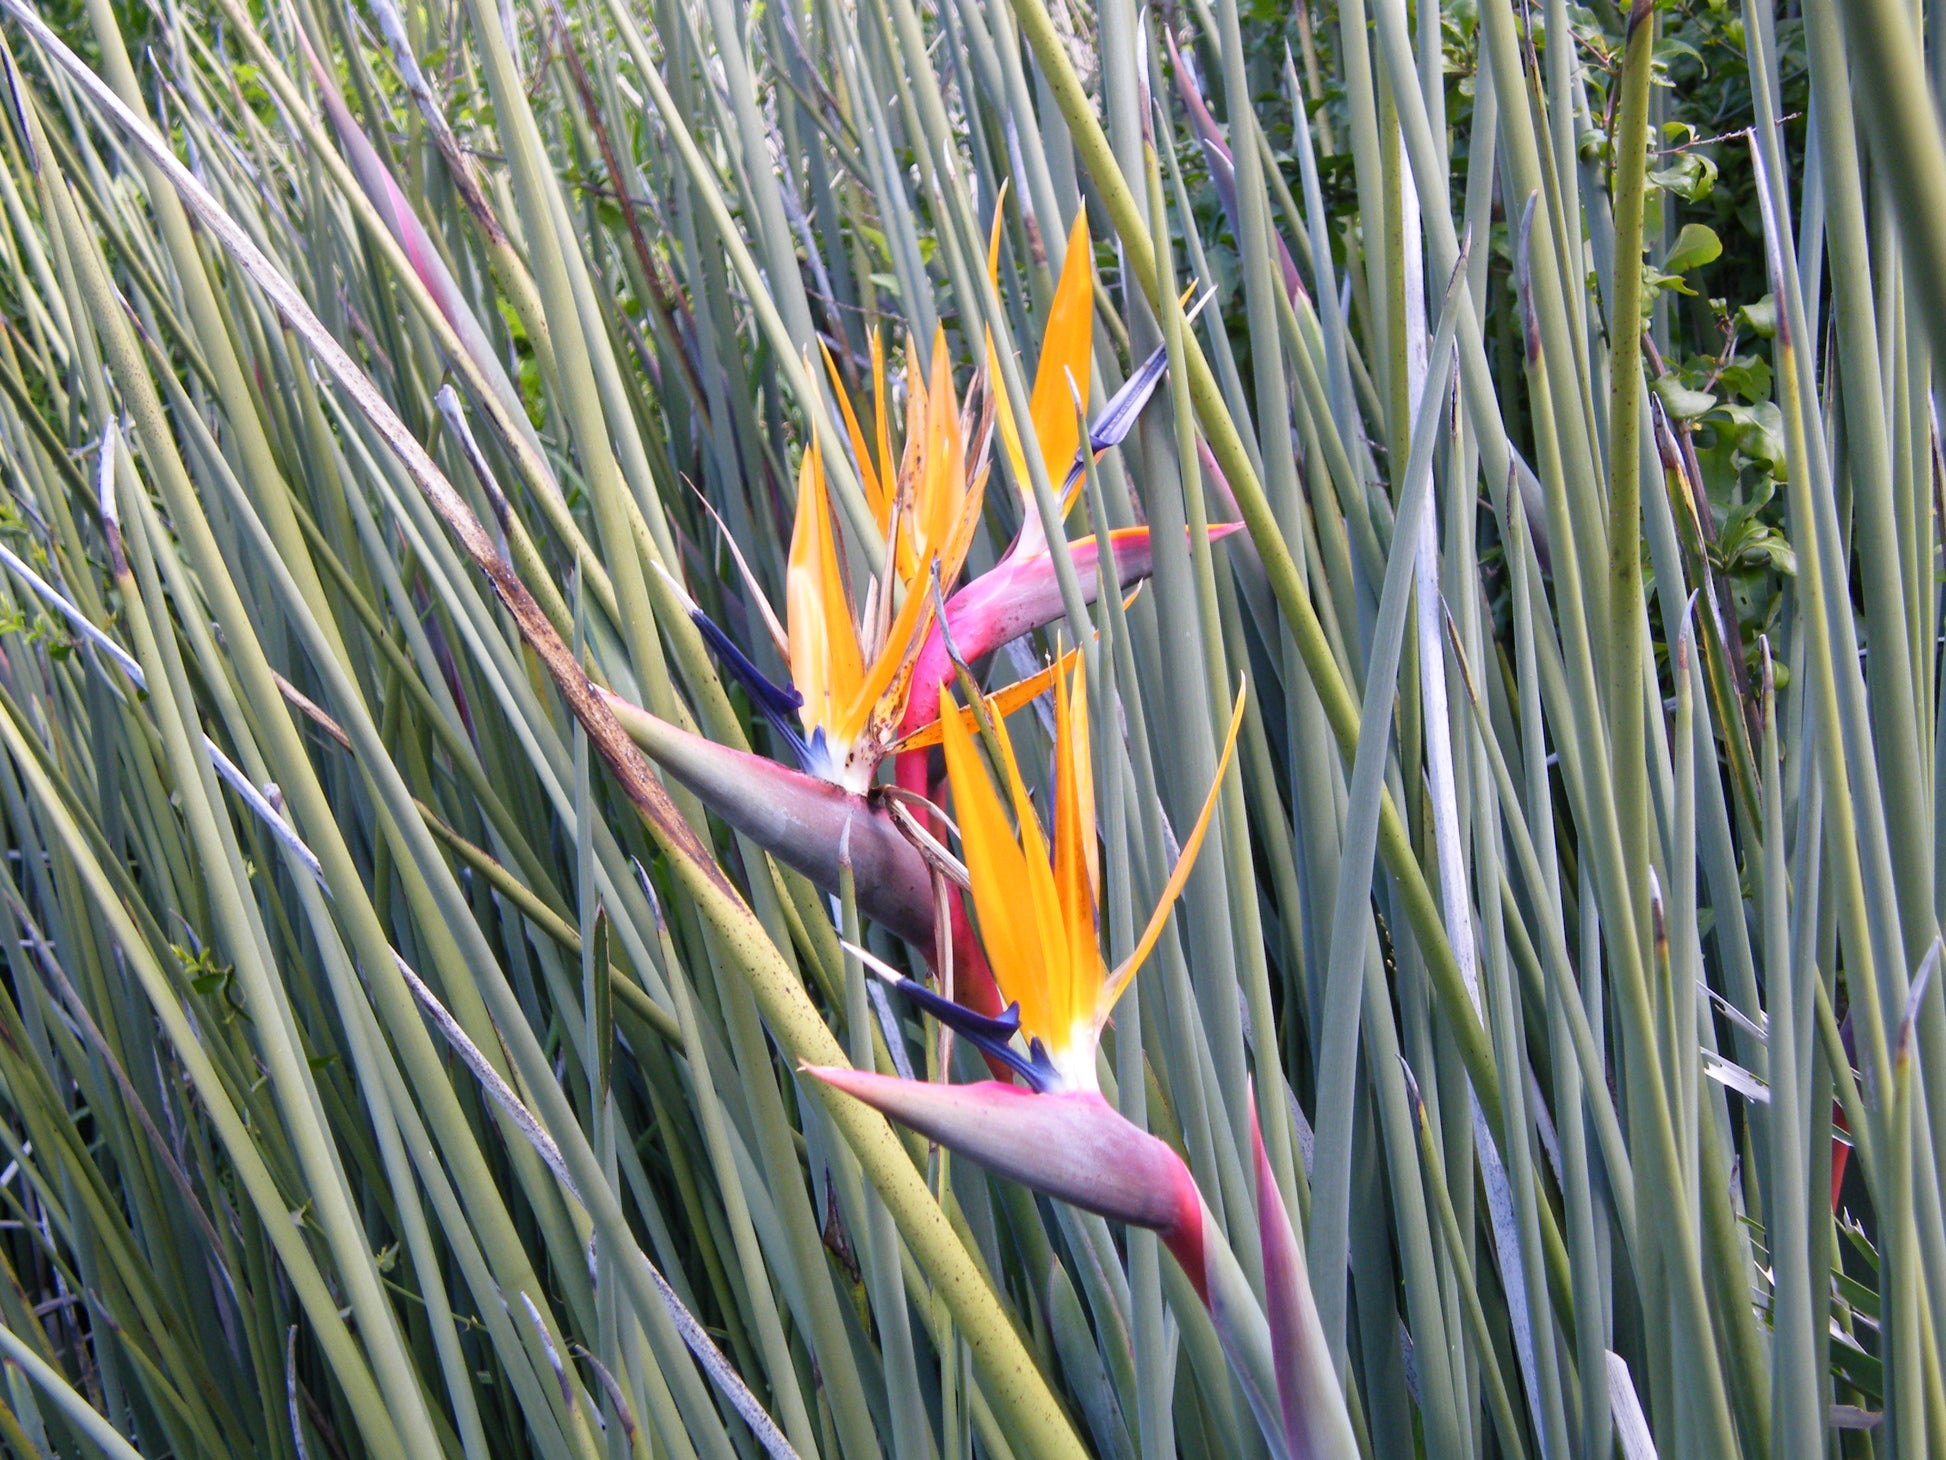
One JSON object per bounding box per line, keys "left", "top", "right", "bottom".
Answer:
{"left": 1098, "top": 682, "right": 1247, "bottom": 1021}
{"left": 785, "top": 436, "right": 865, "bottom": 737}
{"left": 1049, "top": 655, "right": 1099, "bottom": 1037}
{"left": 940, "top": 692, "right": 1049, "bottom": 1037}
{"left": 821, "top": 338, "right": 886, "bottom": 526}
{"left": 892, "top": 636, "right": 1083, "bottom": 753}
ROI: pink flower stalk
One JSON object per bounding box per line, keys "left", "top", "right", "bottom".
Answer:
{"left": 600, "top": 689, "right": 933, "bottom": 950}
{"left": 1165, "top": 28, "right": 1307, "bottom": 311}
{"left": 1254, "top": 1105, "right": 1360, "bottom": 1459}
{"left": 301, "top": 35, "right": 535, "bottom": 456}
{"left": 803, "top": 1073, "right": 1203, "bottom": 1252}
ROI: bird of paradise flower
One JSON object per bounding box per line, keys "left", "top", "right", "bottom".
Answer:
{"left": 775, "top": 326, "right": 990, "bottom": 793}
{"left": 807, "top": 658, "right": 1359, "bottom": 1460}
{"left": 609, "top": 203, "right": 1230, "bottom": 1035}
{"left": 669, "top": 207, "right": 1202, "bottom": 794}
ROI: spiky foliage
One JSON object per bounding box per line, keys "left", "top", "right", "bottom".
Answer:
{"left": 0, "top": 0, "right": 1929, "bottom": 1453}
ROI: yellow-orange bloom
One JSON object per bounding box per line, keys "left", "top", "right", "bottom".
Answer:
{"left": 940, "top": 657, "right": 1244, "bottom": 1090}
{"left": 788, "top": 335, "right": 988, "bottom": 790}
{"left": 988, "top": 210, "right": 1095, "bottom": 558}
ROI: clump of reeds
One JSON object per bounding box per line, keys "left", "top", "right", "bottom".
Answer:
{"left": 0, "top": 0, "right": 1930, "bottom": 1453}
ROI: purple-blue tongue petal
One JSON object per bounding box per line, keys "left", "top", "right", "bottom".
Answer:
{"left": 683, "top": 600, "right": 814, "bottom": 768}
{"left": 882, "top": 981, "right": 1059, "bottom": 1091}
{"left": 1058, "top": 345, "right": 1171, "bottom": 499}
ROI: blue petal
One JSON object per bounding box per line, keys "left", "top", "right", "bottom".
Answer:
{"left": 688, "top": 604, "right": 818, "bottom": 768}
{"left": 802, "top": 725, "right": 840, "bottom": 782}
{"left": 889, "top": 979, "right": 1060, "bottom": 1092}
{"left": 1090, "top": 345, "right": 1169, "bottom": 452}
{"left": 1058, "top": 345, "right": 1169, "bottom": 500}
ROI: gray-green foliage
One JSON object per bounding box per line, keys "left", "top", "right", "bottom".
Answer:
{"left": 0, "top": 0, "right": 1929, "bottom": 1453}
